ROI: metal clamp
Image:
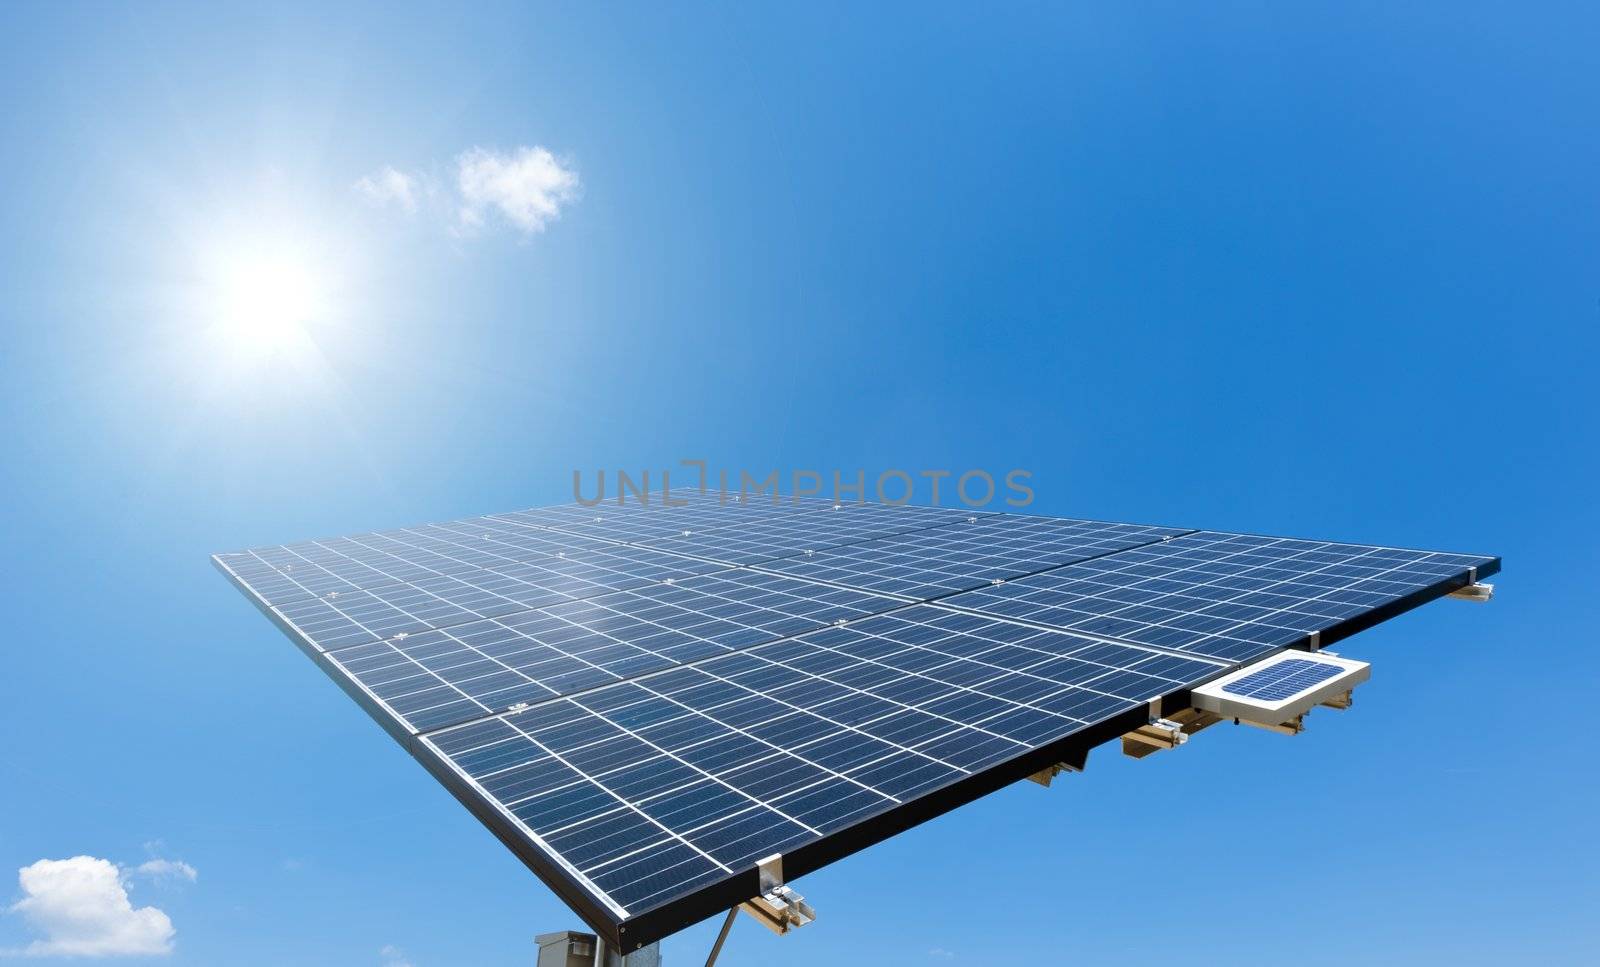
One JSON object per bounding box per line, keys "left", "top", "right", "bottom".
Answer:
{"left": 1121, "top": 710, "right": 1224, "bottom": 759}
{"left": 1123, "top": 717, "right": 1188, "bottom": 751}
{"left": 738, "top": 855, "right": 816, "bottom": 936}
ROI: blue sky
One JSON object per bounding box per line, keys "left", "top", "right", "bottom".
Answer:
{"left": 2, "top": 2, "right": 1596, "bottom": 964}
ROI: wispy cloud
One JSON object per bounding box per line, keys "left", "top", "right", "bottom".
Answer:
{"left": 928, "top": 948, "right": 956, "bottom": 960}
{"left": 2, "top": 857, "right": 178, "bottom": 957}
{"left": 354, "top": 166, "right": 421, "bottom": 214}
{"left": 132, "top": 860, "right": 197, "bottom": 884}
{"left": 380, "top": 944, "right": 415, "bottom": 967}
{"left": 355, "top": 145, "right": 580, "bottom": 239}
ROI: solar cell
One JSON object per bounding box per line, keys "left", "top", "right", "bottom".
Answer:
{"left": 214, "top": 505, "right": 1498, "bottom": 951}
{"left": 494, "top": 494, "right": 984, "bottom": 548}
{"left": 757, "top": 515, "right": 1191, "bottom": 600}
{"left": 213, "top": 516, "right": 625, "bottom": 608}
{"left": 638, "top": 504, "right": 993, "bottom": 566}
{"left": 419, "top": 605, "right": 1220, "bottom": 917}
{"left": 942, "top": 531, "right": 1499, "bottom": 662}
{"left": 494, "top": 499, "right": 798, "bottom": 543}
{"left": 325, "top": 570, "right": 910, "bottom": 733}
{"left": 1220, "top": 657, "right": 1343, "bottom": 700}
{"left": 223, "top": 549, "right": 730, "bottom": 653}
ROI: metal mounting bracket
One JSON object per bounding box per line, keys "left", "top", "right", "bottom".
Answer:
{"left": 1121, "top": 717, "right": 1188, "bottom": 754}
{"left": 1025, "top": 761, "right": 1082, "bottom": 787}
{"left": 1319, "top": 690, "right": 1354, "bottom": 710}
{"left": 1236, "top": 713, "right": 1305, "bottom": 736}
{"left": 1025, "top": 746, "right": 1090, "bottom": 786}
{"left": 1448, "top": 582, "right": 1494, "bottom": 603}
{"left": 1121, "top": 708, "right": 1222, "bottom": 759}
{"left": 738, "top": 855, "right": 816, "bottom": 936}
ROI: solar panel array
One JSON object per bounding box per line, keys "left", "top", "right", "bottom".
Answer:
{"left": 215, "top": 496, "right": 1497, "bottom": 950}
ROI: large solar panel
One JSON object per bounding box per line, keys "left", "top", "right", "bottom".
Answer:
{"left": 214, "top": 502, "right": 1497, "bottom": 952}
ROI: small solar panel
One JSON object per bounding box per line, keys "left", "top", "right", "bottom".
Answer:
{"left": 1191, "top": 651, "right": 1370, "bottom": 723}
{"left": 1220, "top": 657, "right": 1343, "bottom": 700}
{"left": 214, "top": 504, "right": 1497, "bottom": 951}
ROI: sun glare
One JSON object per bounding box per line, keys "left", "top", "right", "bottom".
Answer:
{"left": 178, "top": 204, "right": 364, "bottom": 389}
{"left": 213, "top": 251, "right": 325, "bottom": 354}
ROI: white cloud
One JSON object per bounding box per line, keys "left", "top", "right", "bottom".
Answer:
{"left": 354, "top": 166, "right": 421, "bottom": 214}
{"left": 380, "top": 944, "right": 414, "bottom": 967}
{"left": 355, "top": 145, "right": 580, "bottom": 239}
{"left": 455, "top": 146, "right": 580, "bottom": 235}
{"left": 4, "top": 857, "right": 176, "bottom": 958}
{"left": 928, "top": 948, "right": 956, "bottom": 960}
{"left": 131, "top": 861, "right": 196, "bottom": 884}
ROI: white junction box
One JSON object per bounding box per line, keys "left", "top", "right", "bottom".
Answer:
{"left": 1192, "top": 651, "right": 1370, "bottom": 726}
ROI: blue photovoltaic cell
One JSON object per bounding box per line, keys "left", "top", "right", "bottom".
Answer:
{"left": 636, "top": 503, "right": 993, "bottom": 566}
{"left": 497, "top": 494, "right": 971, "bottom": 547}
{"left": 1221, "top": 658, "right": 1343, "bottom": 701}
{"left": 493, "top": 497, "right": 815, "bottom": 543}
{"left": 758, "top": 515, "right": 1191, "bottom": 600}
{"left": 326, "top": 569, "right": 909, "bottom": 733}
{"left": 943, "top": 531, "right": 1498, "bottom": 663}
{"left": 214, "top": 502, "right": 1497, "bottom": 947}
{"left": 217, "top": 539, "right": 729, "bottom": 652}
{"left": 421, "top": 604, "right": 1220, "bottom": 913}
{"left": 215, "top": 517, "right": 628, "bottom": 608}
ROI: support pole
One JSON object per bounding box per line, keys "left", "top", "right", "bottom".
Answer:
{"left": 704, "top": 908, "right": 738, "bottom": 967}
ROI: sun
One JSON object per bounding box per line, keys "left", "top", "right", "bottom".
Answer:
{"left": 211, "top": 247, "right": 326, "bottom": 355}
{"left": 175, "top": 197, "right": 368, "bottom": 388}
